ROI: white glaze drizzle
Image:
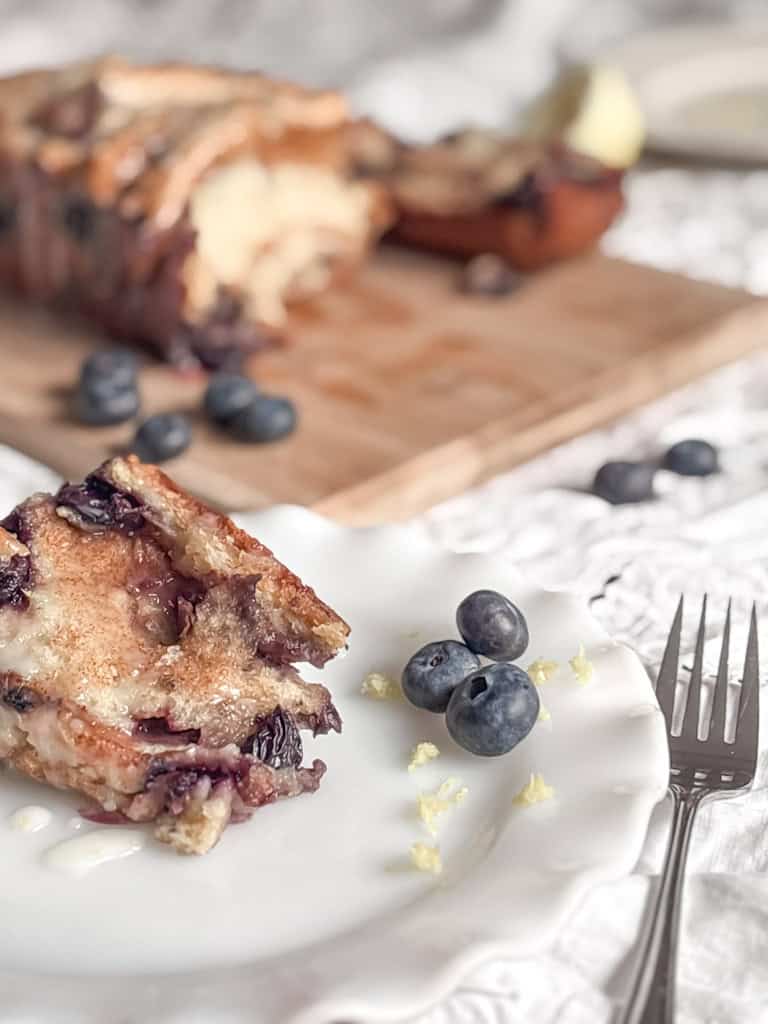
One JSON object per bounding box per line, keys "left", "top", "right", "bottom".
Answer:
{"left": 43, "top": 829, "right": 145, "bottom": 877}
{"left": 8, "top": 805, "right": 53, "bottom": 833}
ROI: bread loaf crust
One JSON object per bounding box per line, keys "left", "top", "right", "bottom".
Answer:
{"left": 0, "top": 57, "right": 390, "bottom": 366}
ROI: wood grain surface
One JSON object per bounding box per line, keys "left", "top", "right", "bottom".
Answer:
{"left": 0, "top": 249, "right": 765, "bottom": 524}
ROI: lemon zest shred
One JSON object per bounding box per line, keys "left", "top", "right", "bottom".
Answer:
{"left": 417, "top": 778, "right": 468, "bottom": 837}
{"left": 513, "top": 773, "right": 555, "bottom": 807}
{"left": 360, "top": 672, "right": 402, "bottom": 701}
{"left": 408, "top": 742, "right": 440, "bottom": 772}
{"left": 569, "top": 644, "right": 594, "bottom": 685}
{"left": 528, "top": 658, "right": 559, "bottom": 686}
{"left": 410, "top": 842, "right": 442, "bottom": 875}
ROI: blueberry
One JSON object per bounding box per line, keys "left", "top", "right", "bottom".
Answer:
{"left": 131, "top": 413, "right": 192, "bottom": 463}
{"left": 80, "top": 348, "right": 138, "bottom": 391}
{"left": 228, "top": 395, "right": 297, "bottom": 443}
{"left": 204, "top": 373, "right": 259, "bottom": 425}
{"left": 592, "top": 461, "right": 656, "bottom": 505}
{"left": 662, "top": 439, "right": 719, "bottom": 477}
{"left": 75, "top": 383, "right": 139, "bottom": 426}
{"left": 446, "top": 662, "right": 539, "bottom": 757}
{"left": 461, "top": 253, "right": 523, "bottom": 297}
{"left": 456, "top": 590, "right": 529, "bottom": 662}
{"left": 75, "top": 348, "right": 140, "bottom": 425}
{"left": 401, "top": 640, "right": 481, "bottom": 713}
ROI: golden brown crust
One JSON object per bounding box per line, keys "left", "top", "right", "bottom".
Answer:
{"left": 0, "top": 55, "right": 373, "bottom": 234}
{"left": 0, "top": 55, "right": 349, "bottom": 171}
{"left": 0, "top": 457, "right": 346, "bottom": 853}
{"left": 391, "top": 173, "right": 624, "bottom": 270}
{"left": 100, "top": 455, "right": 350, "bottom": 662}
{"left": 0, "top": 459, "right": 346, "bottom": 729}
{"left": 353, "top": 125, "right": 624, "bottom": 270}
{"left": 0, "top": 57, "right": 391, "bottom": 365}
{"left": 0, "top": 526, "right": 28, "bottom": 560}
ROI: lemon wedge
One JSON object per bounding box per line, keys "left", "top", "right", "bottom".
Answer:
{"left": 522, "top": 64, "right": 645, "bottom": 168}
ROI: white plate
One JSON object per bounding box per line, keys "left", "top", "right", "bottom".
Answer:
{"left": 0, "top": 507, "right": 668, "bottom": 1024}
{"left": 597, "top": 21, "right": 768, "bottom": 163}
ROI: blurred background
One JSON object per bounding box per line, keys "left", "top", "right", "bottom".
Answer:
{"left": 1, "top": 0, "right": 767, "bottom": 294}
{"left": 0, "top": 0, "right": 762, "bottom": 129}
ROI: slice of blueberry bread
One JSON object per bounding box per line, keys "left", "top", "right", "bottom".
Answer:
{"left": 0, "top": 56, "right": 391, "bottom": 367}
{"left": 0, "top": 455, "right": 348, "bottom": 854}
{"left": 350, "top": 124, "right": 623, "bottom": 270}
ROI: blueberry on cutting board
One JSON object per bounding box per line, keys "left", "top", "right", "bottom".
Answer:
{"left": 402, "top": 640, "right": 481, "bottom": 712}
{"left": 456, "top": 589, "right": 529, "bottom": 661}
{"left": 76, "top": 385, "right": 139, "bottom": 426}
{"left": 74, "top": 346, "right": 140, "bottom": 426}
{"left": 80, "top": 348, "right": 137, "bottom": 390}
{"left": 592, "top": 460, "right": 656, "bottom": 504}
{"left": 662, "top": 439, "right": 719, "bottom": 477}
{"left": 446, "top": 662, "right": 539, "bottom": 756}
{"left": 228, "top": 395, "right": 297, "bottom": 443}
{"left": 131, "top": 413, "right": 192, "bottom": 463}
{"left": 204, "top": 373, "right": 259, "bottom": 425}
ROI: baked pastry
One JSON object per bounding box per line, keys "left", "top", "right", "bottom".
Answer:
{"left": 350, "top": 124, "right": 624, "bottom": 270}
{"left": 0, "top": 455, "right": 348, "bottom": 854}
{"left": 0, "top": 57, "right": 390, "bottom": 367}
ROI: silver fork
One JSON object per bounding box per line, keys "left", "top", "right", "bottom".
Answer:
{"left": 618, "top": 596, "right": 760, "bottom": 1024}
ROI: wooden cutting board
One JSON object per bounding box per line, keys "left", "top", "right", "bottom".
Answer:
{"left": 0, "top": 249, "right": 765, "bottom": 525}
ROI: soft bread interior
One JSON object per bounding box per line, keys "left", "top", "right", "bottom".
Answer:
{"left": 184, "top": 158, "right": 375, "bottom": 326}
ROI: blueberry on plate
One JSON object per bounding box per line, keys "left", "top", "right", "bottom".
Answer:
{"left": 228, "top": 395, "right": 297, "bottom": 443}
{"left": 592, "top": 460, "right": 656, "bottom": 505}
{"left": 446, "top": 662, "right": 539, "bottom": 757}
{"left": 131, "top": 413, "right": 192, "bottom": 463}
{"left": 204, "top": 373, "right": 259, "bottom": 425}
{"left": 456, "top": 589, "right": 529, "bottom": 662}
{"left": 401, "top": 640, "right": 481, "bottom": 712}
{"left": 75, "top": 383, "right": 139, "bottom": 426}
{"left": 80, "top": 348, "right": 138, "bottom": 391}
{"left": 662, "top": 439, "right": 719, "bottom": 477}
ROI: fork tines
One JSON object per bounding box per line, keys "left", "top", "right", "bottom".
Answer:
{"left": 654, "top": 596, "right": 760, "bottom": 787}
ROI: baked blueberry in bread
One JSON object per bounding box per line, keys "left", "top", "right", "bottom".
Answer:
{"left": 0, "top": 57, "right": 390, "bottom": 367}
{"left": 0, "top": 455, "right": 348, "bottom": 854}
{"left": 349, "top": 124, "right": 624, "bottom": 270}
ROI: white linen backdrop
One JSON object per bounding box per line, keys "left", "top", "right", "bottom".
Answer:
{"left": 0, "top": 2, "right": 767, "bottom": 1022}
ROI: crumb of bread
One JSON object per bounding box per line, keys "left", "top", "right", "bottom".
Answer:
{"left": 528, "top": 658, "right": 559, "bottom": 685}
{"left": 360, "top": 671, "right": 402, "bottom": 700}
{"left": 410, "top": 842, "right": 442, "bottom": 875}
{"left": 408, "top": 741, "right": 440, "bottom": 772}
{"left": 154, "top": 791, "right": 232, "bottom": 854}
{"left": 417, "top": 777, "right": 468, "bottom": 837}
{"left": 569, "top": 644, "right": 594, "bottom": 685}
{"left": 538, "top": 704, "right": 551, "bottom": 722}
{"left": 513, "top": 773, "right": 555, "bottom": 807}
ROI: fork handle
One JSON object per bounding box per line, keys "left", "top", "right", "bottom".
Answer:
{"left": 617, "top": 784, "right": 707, "bottom": 1024}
